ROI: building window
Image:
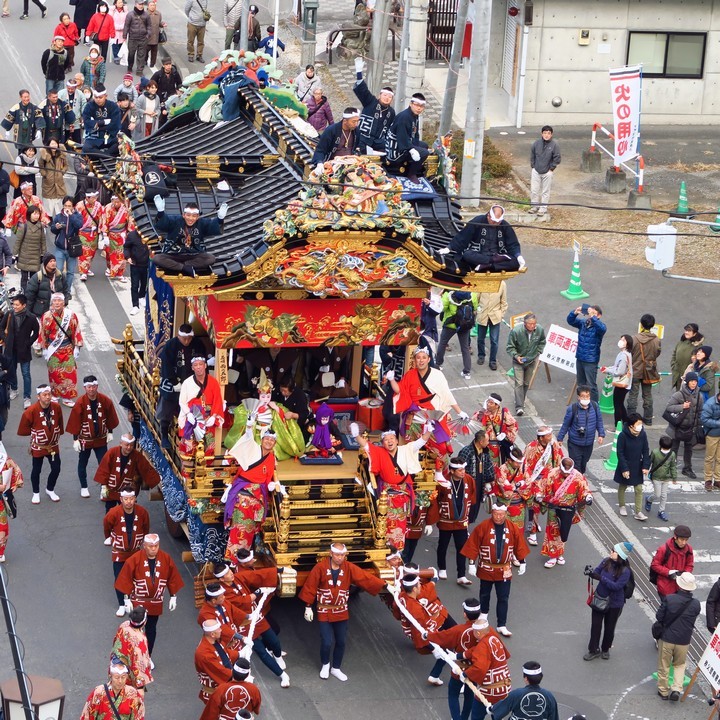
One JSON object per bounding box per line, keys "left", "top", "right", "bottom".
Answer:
{"left": 627, "top": 32, "right": 706, "bottom": 79}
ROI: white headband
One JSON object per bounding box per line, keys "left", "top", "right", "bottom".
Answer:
{"left": 202, "top": 619, "right": 221, "bottom": 632}
{"left": 510, "top": 450, "right": 524, "bottom": 462}
{"left": 489, "top": 205, "right": 505, "bottom": 222}
{"left": 121, "top": 434, "right": 136, "bottom": 444}
{"left": 261, "top": 430, "right": 277, "bottom": 439}
{"left": 237, "top": 550, "right": 254, "bottom": 563}
{"left": 20, "top": 181, "right": 33, "bottom": 189}
{"left": 109, "top": 664, "right": 129, "bottom": 675}
{"left": 402, "top": 575, "right": 420, "bottom": 587}
{"left": 36, "top": 384, "right": 51, "bottom": 394}
{"left": 330, "top": 543, "right": 348, "bottom": 554}
{"left": 463, "top": 600, "right": 481, "bottom": 611}
{"left": 472, "top": 619, "right": 489, "bottom": 630}
{"left": 83, "top": 380, "right": 99, "bottom": 387}
{"left": 213, "top": 565, "right": 231, "bottom": 578}
{"left": 206, "top": 586, "right": 225, "bottom": 597}
{"left": 120, "top": 488, "right": 136, "bottom": 497}
{"left": 183, "top": 207, "right": 200, "bottom": 215}
{"left": 523, "top": 665, "right": 543, "bottom": 676}
{"left": 144, "top": 533, "right": 160, "bottom": 544}
{"left": 85, "top": 190, "right": 99, "bottom": 196}
{"left": 342, "top": 110, "right": 360, "bottom": 118}
{"left": 413, "top": 346, "right": 430, "bottom": 356}
{"left": 191, "top": 356, "right": 207, "bottom": 364}
{"left": 449, "top": 461, "right": 467, "bottom": 469}
{"left": 380, "top": 87, "right": 395, "bottom": 96}
{"left": 537, "top": 428, "right": 553, "bottom": 437}
{"left": 381, "top": 430, "right": 397, "bottom": 438}
{"left": 178, "top": 329, "right": 194, "bottom": 337}
{"left": 386, "top": 550, "right": 402, "bottom": 560}
{"left": 232, "top": 661, "right": 251, "bottom": 675}
{"left": 410, "top": 97, "right": 427, "bottom": 106}
{"left": 50, "top": 292, "right": 64, "bottom": 301}
{"left": 92, "top": 89, "right": 107, "bottom": 98}
{"left": 560, "top": 460, "right": 575, "bottom": 475}
{"left": 491, "top": 503, "right": 508, "bottom": 512}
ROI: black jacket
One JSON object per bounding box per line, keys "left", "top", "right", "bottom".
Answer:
{"left": 123, "top": 230, "right": 150, "bottom": 268}
{"left": 450, "top": 214, "right": 521, "bottom": 258}
{"left": 311, "top": 121, "right": 361, "bottom": 164}
{"left": 656, "top": 589, "right": 701, "bottom": 645}
{"left": 707, "top": 579, "right": 720, "bottom": 632}
{"left": 613, "top": 426, "right": 651, "bottom": 486}
{"left": 41, "top": 47, "right": 68, "bottom": 82}
{"left": 150, "top": 67, "right": 183, "bottom": 103}
{"left": 0, "top": 309, "right": 39, "bottom": 363}
{"left": 24, "top": 269, "right": 70, "bottom": 317}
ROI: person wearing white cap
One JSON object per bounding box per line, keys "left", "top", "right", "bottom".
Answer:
{"left": 103, "top": 485, "right": 150, "bottom": 615}
{"left": 449, "top": 204, "right": 525, "bottom": 274}
{"left": 385, "top": 93, "right": 430, "bottom": 184}
{"left": 111, "top": 606, "right": 153, "bottom": 691}
{"left": 41, "top": 36, "right": 70, "bottom": 94}
{"left": 490, "top": 660, "right": 559, "bottom": 719}
{"left": 522, "top": 425, "right": 564, "bottom": 545}
{"left": 17, "top": 384, "right": 64, "bottom": 504}
{"left": 0, "top": 442, "right": 24, "bottom": 563}
{"left": 537, "top": 457, "right": 592, "bottom": 569}
{"left": 80, "top": 660, "right": 145, "bottom": 719}
{"left": 115, "top": 533, "right": 184, "bottom": 657}
{"left": 95, "top": 433, "right": 160, "bottom": 512}
{"left": 310, "top": 107, "right": 361, "bottom": 164}
{"left": 194, "top": 617, "right": 239, "bottom": 704}
{"left": 199, "top": 657, "right": 262, "bottom": 719}
{"left": 462, "top": 617, "right": 511, "bottom": 715}
{"left": 67, "top": 374, "right": 120, "bottom": 496}
{"left": 299, "top": 541, "right": 387, "bottom": 681}
{"left": 655, "top": 571, "right": 701, "bottom": 701}
{"left": 58, "top": 77, "right": 87, "bottom": 145}
{"left": 473, "top": 392, "right": 518, "bottom": 466}
{"left": 462, "top": 502, "right": 529, "bottom": 637}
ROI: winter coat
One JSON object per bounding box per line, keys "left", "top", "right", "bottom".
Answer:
{"left": 110, "top": 7, "right": 128, "bottom": 41}
{"left": 440, "top": 291, "right": 478, "bottom": 331}
{"left": 123, "top": 9, "right": 151, "bottom": 41}
{"left": 185, "top": 0, "right": 209, "bottom": 27}
{"left": 41, "top": 47, "right": 68, "bottom": 82}
{"left": 664, "top": 382, "right": 703, "bottom": 441}
{"left": 86, "top": 12, "right": 115, "bottom": 42}
{"left": 50, "top": 210, "right": 83, "bottom": 254}
{"left": 671, "top": 333, "right": 704, "bottom": 389}
{"left": 58, "top": 88, "right": 86, "bottom": 132}
{"left": 39, "top": 148, "right": 69, "bottom": 200}
{"left": 685, "top": 359, "right": 717, "bottom": 400}
{"left": 306, "top": 95, "right": 333, "bottom": 132}
{"left": 293, "top": 70, "right": 321, "bottom": 102}
{"left": 706, "top": 578, "right": 720, "bottom": 633}
{"left": 0, "top": 309, "right": 38, "bottom": 363}
{"left": 123, "top": 230, "right": 149, "bottom": 268}
{"left": 567, "top": 311, "right": 606, "bottom": 363}
{"left": 24, "top": 269, "right": 70, "bottom": 317}
{"left": 648, "top": 448, "right": 676, "bottom": 481}
{"left": 613, "top": 425, "right": 650, "bottom": 486}
{"left": 13, "top": 221, "right": 47, "bottom": 272}
{"left": 54, "top": 21, "right": 80, "bottom": 48}
{"left": 113, "top": 82, "right": 139, "bottom": 104}
{"left": 223, "top": 0, "right": 243, "bottom": 28}
{"left": 0, "top": 168, "right": 10, "bottom": 210}
{"left": 73, "top": 0, "right": 96, "bottom": 32}
{"left": 80, "top": 56, "right": 106, "bottom": 89}
{"left": 146, "top": 9, "right": 163, "bottom": 44}
{"left": 656, "top": 589, "right": 700, "bottom": 645}
{"left": 0, "top": 236, "right": 12, "bottom": 269}
{"left": 631, "top": 330, "right": 661, "bottom": 382}
{"left": 650, "top": 537, "right": 694, "bottom": 597}
{"left": 133, "top": 92, "right": 160, "bottom": 141}
{"left": 701, "top": 394, "right": 720, "bottom": 438}
{"left": 150, "top": 67, "right": 183, "bottom": 103}
{"left": 506, "top": 323, "right": 547, "bottom": 364}
{"left": 530, "top": 137, "right": 561, "bottom": 175}
{"left": 476, "top": 281, "right": 507, "bottom": 326}
{"left": 604, "top": 349, "right": 633, "bottom": 388}
{"left": 557, "top": 400, "right": 605, "bottom": 446}
{"left": 591, "top": 558, "right": 631, "bottom": 609}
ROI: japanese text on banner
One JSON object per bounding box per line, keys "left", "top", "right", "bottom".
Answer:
{"left": 609, "top": 65, "right": 642, "bottom": 166}
{"left": 539, "top": 324, "right": 578, "bottom": 374}
{"left": 698, "top": 627, "right": 720, "bottom": 689}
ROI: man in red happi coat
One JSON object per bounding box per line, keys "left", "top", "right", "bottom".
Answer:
{"left": 195, "top": 619, "right": 239, "bottom": 704}
{"left": 199, "top": 658, "right": 261, "bottom": 720}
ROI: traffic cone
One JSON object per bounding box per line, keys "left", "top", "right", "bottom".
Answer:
{"left": 507, "top": 366, "right": 515, "bottom": 378}
{"left": 711, "top": 206, "right": 720, "bottom": 233}
{"left": 603, "top": 421, "right": 622, "bottom": 471}
{"left": 470, "top": 325, "right": 478, "bottom": 338}
{"left": 676, "top": 181, "right": 689, "bottom": 214}
{"left": 560, "top": 250, "right": 589, "bottom": 300}
{"left": 598, "top": 374, "right": 614, "bottom": 414}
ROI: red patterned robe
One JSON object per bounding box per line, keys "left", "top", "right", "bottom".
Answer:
{"left": 102, "top": 201, "right": 133, "bottom": 277}
{"left": 17, "top": 401, "right": 64, "bottom": 457}
{"left": 396, "top": 581, "right": 449, "bottom": 652}
{"left": 110, "top": 621, "right": 153, "bottom": 690}
{"left": 464, "top": 632, "right": 512, "bottom": 704}
{"left": 222, "top": 567, "right": 277, "bottom": 639}
{"left": 114, "top": 548, "right": 184, "bottom": 616}
{"left": 0, "top": 458, "right": 23, "bottom": 560}
{"left": 178, "top": 373, "right": 224, "bottom": 456}
{"left": 76, "top": 198, "right": 105, "bottom": 275}
{"left": 473, "top": 407, "right": 518, "bottom": 466}
{"left": 194, "top": 637, "right": 239, "bottom": 703}
{"left": 199, "top": 679, "right": 262, "bottom": 720}
{"left": 427, "top": 472, "right": 476, "bottom": 531}
{"left": 80, "top": 683, "right": 145, "bottom": 720}
{"left": 38, "top": 308, "right": 83, "bottom": 401}
{"left": 461, "top": 518, "right": 529, "bottom": 582}
{"left": 95, "top": 447, "right": 160, "bottom": 503}
{"left": 197, "top": 600, "right": 248, "bottom": 649}
{"left": 298, "top": 557, "right": 385, "bottom": 622}
{"left": 538, "top": 467, "right": 590, "bottom": 559}
{"left": 103, "top": 504, "right": 150, "bottom": 562}
{"left": 428, "top": 619, "right": 480, "bottom": 662}
{"left": 522, "top": 439, "right": 565, "bottom": 534}
{"left": 493, "top": 461, "right": 532, "bottom": 530}
{"left": 66, "top": 392, "right": 120, "bottom": 449}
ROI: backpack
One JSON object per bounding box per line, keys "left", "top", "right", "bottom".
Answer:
{"left": 624, "top": 567, "right": 635, "bottom": 599}
{"left": 453, "top": 301, "right": 475, "bottom": 331}
{"left": 649, "top": 545, "right": 671, "bottom": 585}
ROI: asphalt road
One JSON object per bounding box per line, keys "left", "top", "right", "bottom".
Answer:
{"left": 0, "top": 7, "right": 718, "bottom": 720}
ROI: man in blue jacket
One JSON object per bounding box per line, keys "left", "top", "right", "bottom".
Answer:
{"left": 557, "top": 385, "right": 605, "bottom": 473}
{"left": 567, "top": 304, "right": 606, "bottom": 403}
{"left": 700, "top": 390, "right": 720, "bottom": 492}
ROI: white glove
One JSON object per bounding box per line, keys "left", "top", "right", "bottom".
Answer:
{"left": 350, "top": 422, "right": 360, "bottom": 438}
{"left": 206, "top": 415, "right": 216, "bottom": 427}
{"left": 437, "top": 247, "right": 450, "bottom": 255}
{"left": 103, "top": 536, "right": 112, "bottom": 545}
{"left": 431, "top": 646, "right": 444, "bottom": 661}
{"left": 276, "top": 482, "right": 288, "bottom": 497}
{"left": 517, "top": 255, "right": 526, "bottom": 269}
{"left": 354, "top": 56, "right": 364, "bottom": 74}
{"left": 73, "top": 440, "right": 81, "bottom": 452}
{"left": 4, "top": 228, "right": 10, "bottom": 237}
{"left": 468, "top": 563, "right": 477, "bottom": 577}
{"left": 88, "top": 171, "right": 95, "bottom": 178}
{"left": 434, "top": 470, "right": 445, "bottom": 484}
{"left": 304, "top": 606, "right": 313, "bottom": 622}
{"left": 319, "top": 364, "right": 330, "bottom": 373}
{"left": 409, "top": 148, "right": 420, "bottom": 162}
{"left": 335, "top": 378, "right": 345, "bottom": 389}
{"left": 4, "top": 130, "right": 11, "bottom": 140}
{"left": 517, "top": 563, "right": 526, "bottom": 576}
{"left": 172, "top": 382, "right": 182, "bottom": 392}
{"left": 217, "top": 202, "right": 228, "bottom": 220}
{"left": 107, "top": 432, "right": 113, "bottom": 442}
{"left": 423, "top": 421, "right": 433, "bottom": 434}
{"left": 384, "top": 370, "right": 394, "bottom": 381}
{"left": 168, "top": 596, "right": 177, "bottom": 611}
{"left": 34, "top": 130, "right": 42, "bottom": 142}
{"left": 423, "top": 525, "right": 433, "bottom": 537}
{"left": 315, "top": 163, "right": 325, "bottom": 175}
{"left": 268, "top": 480, "right": 277, "bottom": 492}
{"left": 496, "top": 432, "right": 506, "bottom": 442}
{"left": 154, "top": 195, "right": 165, "bottom": 212}
{"left": 186, "top": 414, "right": 197, "bottom": 426}
{"left": 207, "top": 357, "right": 215, "bottom": 367}
{"left": 124, "top": 598, "right": 134, "bottom": 613}
{"left": 74, "top": 347, "right": 80, "bottom": 359}
{"left": 458, "top": 411, "right": 469, "bottom": 421}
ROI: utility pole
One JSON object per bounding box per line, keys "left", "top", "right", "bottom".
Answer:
{"left": 394, "top": 4, "right": 410, "bottom": 110}
{"left": 439, "top": 0, "right": 470, "bottom": 136}
{"left": 459, "top": 0, "right": 492, "bottom": 205}
{"left": 238, "top": 0, "right": 248, "bottom": 51}
{"left": 367, "top": 0, "right": 392, "bottom": 95}
{"left": 403, "top": 0, "right": 429, "bottom": 105}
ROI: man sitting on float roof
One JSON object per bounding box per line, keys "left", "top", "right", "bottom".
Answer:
{"left": 152, "top": 196, "right": 227, "bottom": 277}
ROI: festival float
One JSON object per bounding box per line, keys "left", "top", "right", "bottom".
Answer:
{"left": 93, "top": 48, "right": 524, "bottom": 595}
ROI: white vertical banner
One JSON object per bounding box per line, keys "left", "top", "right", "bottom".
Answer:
{"left": 608, "top": 65, "right": 642, "bottom": 166}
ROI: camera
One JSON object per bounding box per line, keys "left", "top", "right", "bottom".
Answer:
{"left": 707, "top": 692, "right": 720, "bottom": 706}
{"left": 583, "top": 564, "right": 593, "bottom": 576}
{"left": 578, "top": 427, "right": 586, "bottom": 437}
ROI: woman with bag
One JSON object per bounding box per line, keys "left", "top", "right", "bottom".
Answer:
{"left": 664, "top": 373, "right": 704, "bottom": 479}
{"left": 614, "top": 413, "right": 651, "bottom": 520}
{"left": 684, "top": 345, "right": 716, "bottom": 402}
{"left": 85, "top": 2, "right": 114, "bottom": 59}
{"left": 109, "top": 0, "right": 128, "bottom": 65}
{"left": 54, "top": 13, "right": 81, "bottom": 71}
{"left": 73, "top": 0, "right": 97, "bottom": 45}
{"left": 583, "top": 541, "right": 634, "bottom": 661}
{"left": 13, "top": 205, "right": 47, "bottom": 291}
{"left": 601, "top": 334, "right": 634, "bottom": 424}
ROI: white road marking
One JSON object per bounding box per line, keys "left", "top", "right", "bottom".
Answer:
{"left": 71, "top": 280, "right": 115, "bottom": 352}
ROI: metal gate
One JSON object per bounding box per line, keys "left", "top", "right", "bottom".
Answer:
{"left": 426, "top": 0, "right": 457, "bottom": 61}
{"left": 501, "top": 0, "right": 520, "bottom": 94}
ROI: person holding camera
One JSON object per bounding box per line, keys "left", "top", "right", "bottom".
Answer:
{"left": 567, "top": 304, "right": 606, "bottom": 403}
{"left": 556, "top": 385, "right": 605, "bottom": 473}
{"left": 583, "top": 541, "right": 633, "bottom": 661}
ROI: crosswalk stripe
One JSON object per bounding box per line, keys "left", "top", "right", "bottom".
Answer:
{"left": 71, "top": 280, "right": 115, "bottom": 352}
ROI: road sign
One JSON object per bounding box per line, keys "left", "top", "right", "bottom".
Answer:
{"left": 637, "top": 322, "right": 664, "bottom": 340}
{"left": 539, "top": 323, "right": 578, "bottom": 374}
